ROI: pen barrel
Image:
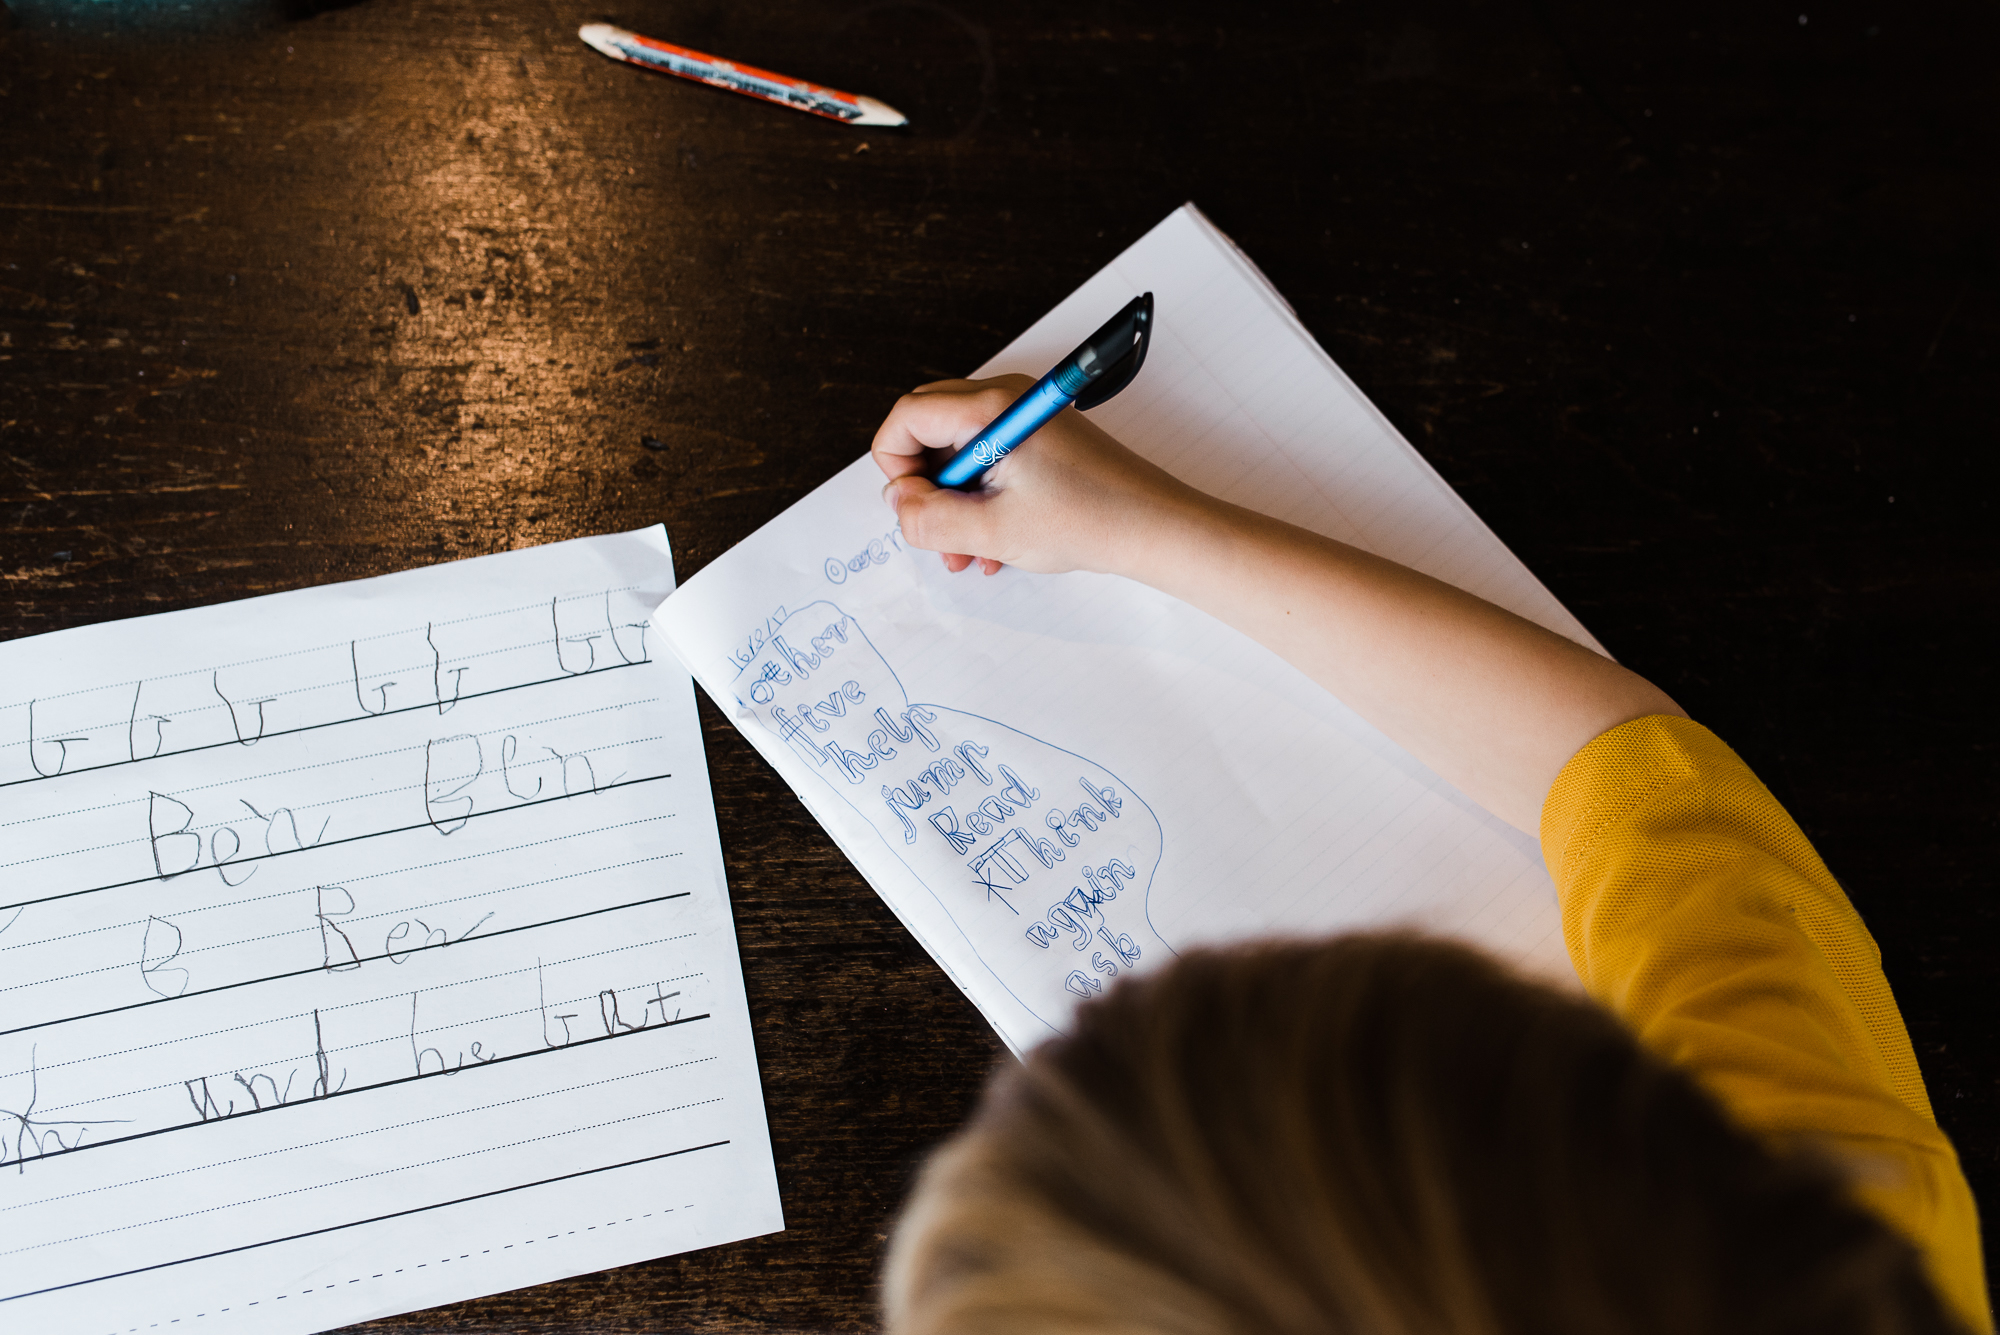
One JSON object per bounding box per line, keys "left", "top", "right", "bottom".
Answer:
{"left": 935, "top": 373, "right": 1076, "bottom": 488}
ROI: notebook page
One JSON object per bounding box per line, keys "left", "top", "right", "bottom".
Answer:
{"left": 655, "top": 207, "right": 1587, "bottom": 1057}
{"left": 0, "top": 529, "right": 780, "bottom": 1335}
{"left": 986, "top": 205, "right": 1603, "bottom": 653}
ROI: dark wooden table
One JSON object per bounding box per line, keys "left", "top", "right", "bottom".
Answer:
{"left": 3, "top": 0, "right": 1994, "bottom": 1328}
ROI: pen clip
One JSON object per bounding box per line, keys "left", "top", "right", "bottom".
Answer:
{"left": 1070, "top": 292, "right": 1154, "bottom": 412}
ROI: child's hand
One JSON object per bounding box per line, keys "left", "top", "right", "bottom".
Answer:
{"left": 870, "top": 376, "right": 1194, "bottom": 577}
{"left": 870, "top": 383, "right": 1682, "bottom": 837}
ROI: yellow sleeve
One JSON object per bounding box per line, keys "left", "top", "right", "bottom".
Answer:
{"left": 1541, "top": 715, "right": 1989, "bottom": 1333}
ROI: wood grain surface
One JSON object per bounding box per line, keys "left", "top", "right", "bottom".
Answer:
{"left": 2, "top": 0, "right": 1994, "bottom": 1329}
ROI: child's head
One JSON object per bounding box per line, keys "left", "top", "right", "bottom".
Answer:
{"left": 884, "top": 935, "right": 1954, "bottom": 1335}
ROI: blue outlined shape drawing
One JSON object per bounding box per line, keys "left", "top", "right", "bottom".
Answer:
{"left": 729, "top": 600, "right": 1174, "bottom": 1036}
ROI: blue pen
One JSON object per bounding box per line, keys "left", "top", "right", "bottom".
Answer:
{"left": 934, "top": 293, "right": 1155, "bottom": 489}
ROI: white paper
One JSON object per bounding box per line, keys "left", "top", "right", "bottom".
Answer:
{"left": 654, "top": 206, "right": 1593, "bottom": 1057}
{"left": 0, "top": 529, "right": 781, "bottom": 1335}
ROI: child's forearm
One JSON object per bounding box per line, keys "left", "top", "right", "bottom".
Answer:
{"left": 1121, "top": 489, "right": 1684, "bottom": 835}
{"left": 873, "top": 381, "right": 1683, "bottom": 834}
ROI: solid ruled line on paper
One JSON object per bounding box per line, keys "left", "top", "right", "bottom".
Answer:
{"left": 1, "top": 843, "right": 684, "bottom": 974}
{"left": 0, "top": 771, "right": 675, "bottom": 914}
{"left": 0, "top": 661, "right": 656, "bottom": 794}
{"left": 0, "top": 586, "right": 651, "bottom": 724}
{"left": 0, "top": 1140, "right": 732, "bottom": 1303}
{"left": 11, "top": 1099, "right": 733, "bottom": 1263}
{"left": 1, "top": 934, "right": 704, "bottom": 1097}
{"left": 0, "top": 707, "right": 665, "bottom": 836}
{"left": 0, "top": 893, "right": 695, "bottom": 1038}
{"left": 5, "top": 1015, "right": 714, "bottom": 1169}
{"left": 5, "top": 963, "right": 707, "bottom": 1109}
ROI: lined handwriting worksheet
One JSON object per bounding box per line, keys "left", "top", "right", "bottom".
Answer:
{"left": 1, "top": 528, "right": 780, "bottom": 1335}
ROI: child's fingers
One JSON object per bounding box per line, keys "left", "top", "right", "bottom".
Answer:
{"left": 884, "top": 475, "right": 1000, "bottom": 561}
{"left": 870, "top": 379, "right": 1033, "bottom": 480}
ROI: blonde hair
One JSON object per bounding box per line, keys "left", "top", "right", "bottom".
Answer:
{"left": 885, "top": 935, "right": 1954, "bottom": 1335}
